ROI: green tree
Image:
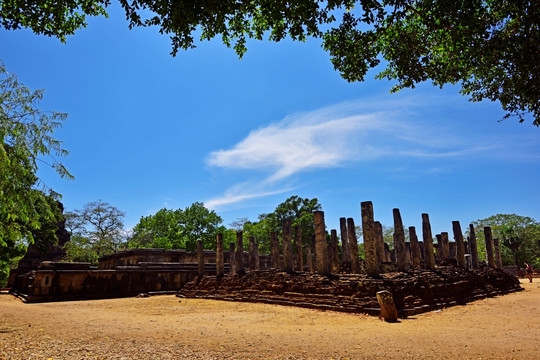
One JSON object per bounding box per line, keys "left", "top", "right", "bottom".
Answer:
{"left": 470, "top": 214, "right": 540, "bottom": 269}
{"left": 180, "top": 202, "right": 223, "bottom": 251}
{"left": 2, "top": 1, "right": 538, "bottom": 124}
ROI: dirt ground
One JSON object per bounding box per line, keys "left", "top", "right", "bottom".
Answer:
{"left": 1, "top": 279, "right": 539, "bottom": 360}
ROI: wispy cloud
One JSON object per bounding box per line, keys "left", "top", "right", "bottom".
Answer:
{"left": 204, "top": 96, "right": 503, "bottom": 209}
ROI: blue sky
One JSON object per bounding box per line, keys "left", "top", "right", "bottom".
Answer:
{"left": 2, "top": 3, "right": 539, "bottom": 237}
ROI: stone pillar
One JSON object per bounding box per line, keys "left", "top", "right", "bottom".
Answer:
{"left": 441, "top": 232, "right": 450, "bottom": 259}
{"left": 449, "top": 242, "right": 456, "bottom": 259}
{"left": 249, "top": 237, "right": 256, "bottom": 270}
{"left": 422, "top": 213, "right": 436, "bottom": 270}
{"left": 361, "top": 201, "right": 379, "bottom": 277}
{"left": 493, "top": 238, "right": 503, "bottom": 270}
{"left": 418, "top": 241, "right": 425, "bottom": 260}
{"left": 216, "top": 233, "right": 224, "bottom": 276}
{"left": 409, "top": 226, "right": 421, "bottom": 267}
{"left": 282, "top": 219, "right": 294, "bottom": 272}
{"left": 384, "top": 243, "right": 391, "bottom": 262}
{"left": 314, "top": 211, "right": 329, "bottom": 275}
{"left": 294, "top": 225, "right": 304, "bottom": 272}
{"left": 435, "top": 234, "right": 442, "bottom": 260}
{"left": 468, "top": 224, "right": 480, "bottom": 268}
{"left": 375, "top": 221, "right": 385, "bottom": 266}
{"left": 405, "top": 242, "right": 412, "bottom": 264}
{"left": 306, "top": 241, "right": 314, "bottom": 273}
{"left": 236, "top": 231, "right": 245, "bottom": 274}
{"left": 347, "top": 218, "right": 360, "bottom": 273}
{"left": 393, "top": 208, "right": 409, "bottom": 272}
{"left": 254, "top": 241, "right": 260, "bottom": 270}
{"left": 197, "top": 239, "right": 204, "bottom": 275}
{"left": 330, "top": 229, "right": 340, "bottom": 273}
{"left": 484, "top": 226, "right": 496, "bottom": 268}
{"left": 452, "top": 221, "right": 466, "bottom": 268}
{"left": 229, "top": 243, "right": 236, "bottom": 275}
{"left": 376, "top": 290, "right": 398, "bottom": 322}
{"left": 340, "top": 217, "right": 351, "bottom": 267}
{"left": 270, "top": 232, "right": 279, "bottom": 269}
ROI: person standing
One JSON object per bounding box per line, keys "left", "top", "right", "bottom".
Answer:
{"left": 524, "top": 261, "right": 533, "bottom": 283}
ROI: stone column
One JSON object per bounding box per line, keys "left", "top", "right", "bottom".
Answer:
{"left": 468, "top": 224, "right": 480, "bottom": 268}
{"left": 361, "top": 201, "right": 379, "bottom": 277}
{"left": 197, "top": 239, "right": 204, "bottom": 275}
{"left": 393, "top": 208, "right": 409, "bottom": 272}
{"left": 435, "top": 234, "right": 442, "bottom": 260}
{"left": 216, "top": 233, "right": 224, "bottom": 276}
{"left": 294, "top": 225, "right": 304, "bottom": 272}
{"left": 422, "top": 213, "right": 436, "bottom": 270}
{"left": 229, "top": 243, "right": 236, "bottom": 275}
{"left": 441, "top": 232, "right": 450, "bottom": 259}
{"left": 330, "top": 229, "right": 340, "bottom": 273}
{"left": 282, "top": 219, "right": 294, "bottom": 272}
{"left": 484, "top": 226, "right": 496, "bottom": 268}
{"left": 405, "top": 242, "right": 412, "bottom": 264}
{"left": 254, "top": 241, "right": 260, "bottom": 270}
{"left": 449, "top": 242, "right": 457, "bottom": 259}
{"left": 375, "top": 221, "right": 385, "bottom": 266}
{"left": 270, "top": 232, "right": 279, "bottom": 269}
{"left": 306, "top": 241, "right": 314, "bottom": 273}
{"left": 340, "top": 217, "right": 351, "bottom": 267}
{"left": 384, "top": 243, "right": 391, "bottom": 262}
{"left": 347, "top": 218, "right": 360, "bottom": 273}
{"left": 418, "top": 241, "right": 425, "bottom": 260}
{"left": 314, "top": 211, "right": 329, "bottom": 275}
{"left": 493, "top": 238, "right": 503, "bottom": 270}
{"left": 249, "top": 237, "right": 256, "bottom": 270}
{"left": 452, "top": 221, "right": 466, "bottom": 268}
{"left": 409, "top": 226, "right": 421, "bottom": 267}
{"left": 236, "top": 231, "right": 245, "bottom": 274}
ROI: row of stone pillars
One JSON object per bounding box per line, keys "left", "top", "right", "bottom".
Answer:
{"left": 196, "top": 202, "right": 504, "bottom": 277}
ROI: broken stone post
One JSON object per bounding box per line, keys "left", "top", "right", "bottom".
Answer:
{"left": 361, "top": 201, "right": 379, "bottom": 277}
{"left": 422, "top": 213, "right": 436, "bottom": 270}
{"left": 376, "top": 290, "right": 398, "bottom": 322}
{"left": 306, "top": 241, "right": 314, "bottom": 273}
{"left": 249, "top": 237, "right": 256, "bottom": 270}
{"left": 270, "top": 232, "right": 279, "bottom": 269}
{"left": 452, "top": 221, "right": 466, "bottom": 268}
{"left": 409, "top": 226, "right": 421, "bottom": 267}
{"left": 484, "top": 226, "right": 496, "bottom": 268}
{"left": 197, "top": 239, "right": 204, "bottom": 275}
{"left": 216, "top": 233, "right": 224, "bottom": 276}
{"left": 468, "top": 224, "right": 480, "bottom": 268}
{"left": 375, "top": 221, "right": 385, "bottom": 267}
{"left": 229, "top": 243, "right": 236, "bottom": 275}
{"left": 441, "top": 232, "right": 450, "bottom": 259}
{"left": 449, "top": 242, "right": 457, "bottom": 259}
{"left": 393, "top": 208, "right": 409, "bottom": 272}
{"left": 330, "top": 229, "right": 340, "bottom": 273}
{"left": 236, "top": 231, "right": 245, "bottom": 274}
{"left": 435, "top": 234, "right": 442, "bottom": 260}
{"left": 282, "top": 219, "right": 294, "bottom": 272}
{"left": 314, "top": 211, "right": 329, "bottom": 275}
{"left": 340, "top": 217, "right": 351, "bottom": 269}
{"left": 493, "top": 238, "right": 503, "bottom": 270}
{"left": 294, "top": 225, "right": 304, "bottom": 272}
{"left": 347, "top": 218, "right": 360, "bottom": 273}
{"left": 418, "top": 241, "right": 425, "bottom": 260}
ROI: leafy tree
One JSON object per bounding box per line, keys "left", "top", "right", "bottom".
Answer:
{"left": 470, "top": 214, "right": 540, "bottom": 269}
{"left": 180, "top": 202, "right": 223, "bottom": 251}
{"left": 2, "top": 1, "right": 538, "bottom": 124}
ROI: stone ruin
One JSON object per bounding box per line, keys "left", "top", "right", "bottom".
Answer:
{"left": 8, "top": 201, "right": 521, "bottom": 320}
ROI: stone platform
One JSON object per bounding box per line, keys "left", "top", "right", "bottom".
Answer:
{"left": 177, "top": 266, "right": 521, "bottom": 317}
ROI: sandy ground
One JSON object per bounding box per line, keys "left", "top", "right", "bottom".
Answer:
{"left": 1, "top": 279, "right": 539, "bottom": 360}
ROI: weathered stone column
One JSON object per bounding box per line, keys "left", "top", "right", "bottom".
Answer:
{"left": 422, "top": 213, "right": 436, "bottom": 270}
{"left": 270, "top": 232, "right": 279, "bottom": 269}
{"left": 330, "top": 229, "right": 340, "bottom": 273}
{"left": 249, "top": 237, "right": 256, "bottom": 270}
{"left": 347, "top": 218, "right": 360, "bottom": 273}
{"left": 493, "top": 238, "right": 503, "bottom": 270}
{"left": 449, "top": 242, "right": 456, "bottom": 259}
{"left": 468, "top": 224, "right": 480, "bottom": 268}
{"left": 393, "top": 208, "right": 409, "bottom": 272}
{"left": 282, "top": 219, "right": 294, "bottom": 272}
{"left": 314, "top": 211, "right": 329, "bottom": 275}
{"left": 452, "top": 221, "right": 466, "bottom": 268}
{"left": 216, "top": 233, "right": 224, "bottom": 276}
{"left": 441, "top": 232, "right": 450, "bottom": 259}
{"left": 229, "top": 243, "right": 236, "bottom": 275}
{"left": 418, "top": 241, "right": 425, "bottom": 260}
{"left": 435, "top": 234, "right": 442, "bottom": 260}
{"left": 409, "top": 226, "right": 421, "bottom": 267}
{"left": 236, "top": 231, "right": 245, "bottom": 274}
{"left": 254, "top": 241, "right": 260, "bottom": 270}
{"left": 197, "top": 239, "right": 205, "bottom": 275}
{"left": 340, "top": 217, "right": 351, "bottom": 267}
{"left": 405, "top": 242, "right": 412, "bottom": 264}
{"left": 306, "top": 241, "right": 314, "bottom": 273}
{"left": 294, "top": 225, "right": 304, "bottom": 272}
{"left": 484, "top": 226, "right": 496, "bottom": 268}
{"left": 361, "top": 201, "right": 379, "bottom": 277}
{"left": 375, "top": 221, "right": 385, "bottom": 266}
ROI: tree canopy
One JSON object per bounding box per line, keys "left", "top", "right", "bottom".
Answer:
{"left": 1, "top": 1, "right": 538, "bottom": 124}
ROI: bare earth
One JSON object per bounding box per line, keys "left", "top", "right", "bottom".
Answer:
{"left": 1, "top": 279, "right": 539, "bottom": 360}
